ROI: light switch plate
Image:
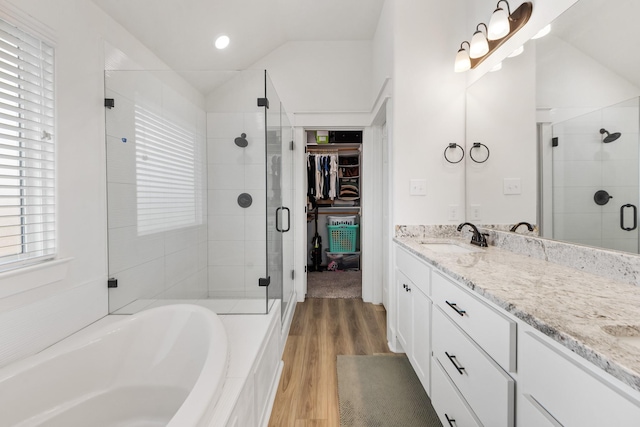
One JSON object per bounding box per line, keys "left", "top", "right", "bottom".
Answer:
{"left": 448, "top": 205, "right": 460, "bottom": 221}
{"left": 410, "top": 179, "right": 427, "bottom": 196}
{"left": 470, "top": 204, "right": 481, "bottom": 221}
{"left": 504, "top": 178, "right": 522, "bottom": 195}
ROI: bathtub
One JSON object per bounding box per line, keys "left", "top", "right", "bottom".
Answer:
{"left": 0, "top": 304, "right": 228, "bottom": 427}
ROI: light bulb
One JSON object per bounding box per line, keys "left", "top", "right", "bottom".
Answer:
{"left": 215, "top": 35, "right": 230, "bottom": 49}
{"left": 488, "top": 7, "right": 510, "bottom": 40}
{"left": 454, "top": 47, "right": 471, "bottom": 73}
{"left": 470, "top": 28, "right": 489, "bottom": 59}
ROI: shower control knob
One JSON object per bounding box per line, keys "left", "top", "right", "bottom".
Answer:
{"left": 594, "top": 190, "right": 613, "bottom": 206}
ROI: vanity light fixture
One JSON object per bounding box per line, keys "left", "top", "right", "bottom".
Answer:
{"left": 215, "top": 35, "right": 230, "bottom": 49}
{"left": 470, "top": 23, "right": 489, "bottom": 58}
{"left": 488, "top": 0, "right": 512, "bottom": 40}
{"left": 454, "top": 41, "right": 472, "bottom": 72}
{"left": 454, "top": 1, "right": 532, "bottom": 71}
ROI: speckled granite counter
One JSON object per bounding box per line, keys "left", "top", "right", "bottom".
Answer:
{"left": 394, "top": 236, "right": 640, "bottom": 393}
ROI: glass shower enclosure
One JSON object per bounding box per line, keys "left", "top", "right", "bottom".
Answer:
{"left": 548, "top": 97, "right": 640, "bottom": 252}
{"left": 104, "top": 69, "right": 294, "bottom": 315}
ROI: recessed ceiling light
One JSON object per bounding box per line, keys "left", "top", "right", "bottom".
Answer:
{"left": 215, "top": 35, "right": 230, "bottom": 50}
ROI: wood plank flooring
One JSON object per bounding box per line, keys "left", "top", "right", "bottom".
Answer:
{"left": 268, "top": 298, "right": 392, "bottom": 427}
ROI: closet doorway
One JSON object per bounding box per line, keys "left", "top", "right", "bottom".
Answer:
{"left": 305, "top": 130, "right": 363, "bottom": 299}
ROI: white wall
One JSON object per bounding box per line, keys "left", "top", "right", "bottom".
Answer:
{"left": 0, "top": 0, "right": 199, "bottom": 367}
{"left": 465, "top": 45, "right": 537, "bottom": 225}
{"left": 252, "top": 41, "right": 373, "bottom": 113}
{"left": 372, "top": 0, "right": 393, "bottom": 100}
{"left": 391, "top": 0, "right": 468, "bottom": 225}
{"left": 537, "top": 34, "right": 640, "bottom": 122}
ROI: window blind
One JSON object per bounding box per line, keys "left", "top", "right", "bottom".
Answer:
{"left": 0, "top": 18, "right": 55, "bottom": 270}
{"left": 135, "top": 103, "right": 202, "bottom": 235}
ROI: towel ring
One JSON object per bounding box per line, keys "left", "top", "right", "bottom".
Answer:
{"left": 444, "top": 143, "right": 465, "bottom": 164}
{"left": 470, "top": 142, "right": 490, "bottom": 163}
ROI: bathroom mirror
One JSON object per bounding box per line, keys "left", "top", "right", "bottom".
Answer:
{"left": 466, "top": 0, "right": 640, "bottom": 254}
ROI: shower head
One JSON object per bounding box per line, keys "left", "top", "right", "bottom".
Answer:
{"left": 600, "top": 128, "right": 621, "bottom": 143}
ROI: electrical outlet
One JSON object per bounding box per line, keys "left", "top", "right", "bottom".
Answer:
{"left": 503, "top": 178, "right": 522, "bottom": 195}
{"left": 470, "top": 204, "right": 481, "bottom": 221}
{"left": 448, "top": 205, "right": 459, "bottom": 221}
{"left": 410, "top": 179, "right": 427, "bottom": 196}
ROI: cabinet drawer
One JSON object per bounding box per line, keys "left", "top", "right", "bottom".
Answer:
{"left": 432, "top": 306, "right": 515, "bottom": 427}
{"left": 432, "top": 357, "right": 482, "bottom": 427}
{"left": 519, "top": 331, "right": 640, "bottom": 427}
{"left": 396, "top": 246, "right": 430, "bottom": 295}
{"left": 432, "top": 270, "right": 516, "bottom": 371}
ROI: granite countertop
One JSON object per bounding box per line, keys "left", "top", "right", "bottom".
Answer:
{"left": 394, "top": 236, "right": 640, "bottom": 393}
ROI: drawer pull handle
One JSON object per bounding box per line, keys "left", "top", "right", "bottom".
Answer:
{"left": 445, "top": 300, "right": 466, "bottom": 316}
{"left": 445, "top": 351, "right": 466, "bottom": 375}
{"left": 445, "top": 414, "right": 457, "bottom": 426}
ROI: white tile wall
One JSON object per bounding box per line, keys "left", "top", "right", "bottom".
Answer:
{"left": 207, "top": 109, "right": 267, "bottom": 300}
{"left": 552, "top": 99, "right": 640, "bottom": 252}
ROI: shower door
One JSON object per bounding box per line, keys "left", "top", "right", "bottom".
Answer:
{"left": 550, "top": 97, "right": 640, "bottom": 252}
{"left": 264, "top": 71, "right": 294, "bottom": 316}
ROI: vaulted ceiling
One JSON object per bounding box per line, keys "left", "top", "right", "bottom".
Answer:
{"left": 91, "top": 0, "right": 386, "bottom": 72}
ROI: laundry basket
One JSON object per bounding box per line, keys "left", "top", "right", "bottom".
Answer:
{"left": 327, "top": 224, "right": 358, "bottom": 252}
{"left": 327, "top": 215, "right": 356, "bottom": 226}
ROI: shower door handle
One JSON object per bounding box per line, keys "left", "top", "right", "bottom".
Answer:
{"left": 620, "top": 204, "right": 637, "bottom": 231}
{"left": 275, "top": 207, "right": 291, "bottom": 232}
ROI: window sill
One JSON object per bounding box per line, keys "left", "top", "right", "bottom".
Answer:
{"left": 0, "top": 258, "right": 73, "bottom": 299}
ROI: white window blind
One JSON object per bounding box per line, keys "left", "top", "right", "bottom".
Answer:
{"left": 0, "top": 18, "right": 55, "bottom": 270}
{"left": 135, "top": 103, "right": 202, "bottom": 235}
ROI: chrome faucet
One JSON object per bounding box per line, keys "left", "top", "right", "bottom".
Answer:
{"left": 510, "top": 222, "right": 534, "bottom": 233}
{"left": 456, "top": 222, "right": 488, "bottom": 247}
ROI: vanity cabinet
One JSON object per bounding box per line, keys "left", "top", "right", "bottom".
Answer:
{"left": 431, "top": 270, "right": 515, "bottom": 427}
{"left": 395, "top": 247, "right": 431, "bottom": 393}
{"left": 394, "top": 240, "right": 640, "bottom": 427}
{"left": 518, "top": 329, "right": 640, "bottom": 427}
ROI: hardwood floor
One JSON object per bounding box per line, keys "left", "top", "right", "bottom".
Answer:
{"left": 268, "top": 298, "right": 392, "bottom": 427}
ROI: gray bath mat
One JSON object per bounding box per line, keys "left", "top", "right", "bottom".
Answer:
{"left": 337, "top": 355, "right": 442, "bottom": 426}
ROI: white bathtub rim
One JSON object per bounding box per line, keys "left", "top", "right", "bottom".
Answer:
{"left": 168, "top": 304, "right": 229, "bottom": 427}
{"left": 0, "top": 303, "right": 229, "bottom": 427}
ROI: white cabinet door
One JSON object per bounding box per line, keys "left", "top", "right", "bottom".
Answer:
{"left": 412, "top": 287, "right": 431, "bottom": 394}
{"left": 519, "top": 330, "right": 640, "bottom": 427}
{"left": 397, "top": 270, "right": 413, "bottom": 355}
{"left": 518, "top": 393, "right": 563, "bottom": 427}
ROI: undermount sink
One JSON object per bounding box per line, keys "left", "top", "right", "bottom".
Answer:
{"left": 601, "top": 325, "right": 640, "bottom": 350}
{"left": 420, "top": 242, "right": 480, "bottom": 254}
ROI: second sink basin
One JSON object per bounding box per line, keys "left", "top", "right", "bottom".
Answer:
{"left": 420, "top": 242, "right": 480, "bottom": 254}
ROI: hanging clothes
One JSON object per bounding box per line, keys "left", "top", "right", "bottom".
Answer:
{"left": 306, "top": 152, "right": 338, "bottom": 201}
